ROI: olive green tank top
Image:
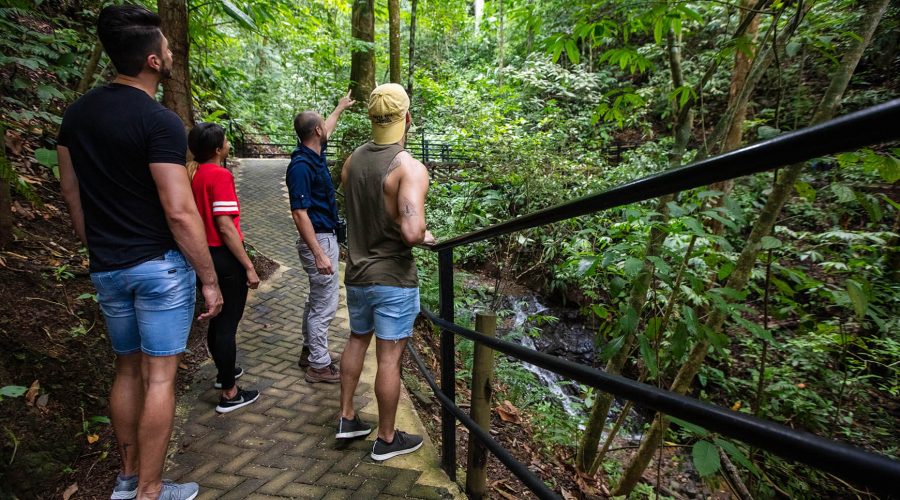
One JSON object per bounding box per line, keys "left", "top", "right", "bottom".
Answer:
{"left": 344, "top": 142, "right": 418, "bottom": 287}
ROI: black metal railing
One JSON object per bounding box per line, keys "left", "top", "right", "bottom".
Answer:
{"left": 413, "top": 99, "right": 900, "bottom": 498}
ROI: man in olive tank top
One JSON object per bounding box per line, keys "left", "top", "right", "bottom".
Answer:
{"left": 335, "top": 83, "right": 435, "bottom": 461}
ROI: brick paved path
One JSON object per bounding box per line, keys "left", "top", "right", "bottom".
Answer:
{"left": 164, "top": 159, "right": 458, "bottom": 499}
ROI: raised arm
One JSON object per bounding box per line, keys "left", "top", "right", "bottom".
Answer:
{"left": 150, "top": 163, "right": 223, "bottom": 319}
{"left": 322, "top": 91, "right": 356, "bottom": 139}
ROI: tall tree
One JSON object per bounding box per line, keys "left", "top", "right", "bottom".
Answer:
{"left": 158, "top": 0, "right": 194, "bottom": 127}
{"left": 407, "top": 0, "right": 418, "bottom": 97}
{"left": 610, "top": 0, "right": 892, "bottom": 494}
{"left": 351, "top": 0, "right": 376, "bottom": 101}
{"left": 389, "top": 0, "right": 401, "bottom": 84}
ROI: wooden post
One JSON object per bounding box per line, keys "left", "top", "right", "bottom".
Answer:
{"left": 465, "top": 311, "right": 496, "bottom": 499}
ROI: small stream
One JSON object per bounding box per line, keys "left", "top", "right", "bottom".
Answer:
{"left": 477, "top": 290, "right": 645, "bottom": 442}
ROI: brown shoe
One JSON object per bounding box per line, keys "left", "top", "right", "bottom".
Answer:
{"left": 305, "top": 363, "right": 340, "bottom": 383}
{"left": 299, "top": 348, "right": 342, "bottom": 368}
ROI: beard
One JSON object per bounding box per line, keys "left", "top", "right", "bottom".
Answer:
{"left": 159, "top": 62, "right": 172, "bottom": 80}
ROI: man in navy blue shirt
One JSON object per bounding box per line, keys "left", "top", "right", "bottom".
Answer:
{"left": 286, "top": 91, "right": 354, "bottom": 383}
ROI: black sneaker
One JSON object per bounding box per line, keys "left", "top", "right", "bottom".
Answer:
{"left": 336, "top": 415, "right": 373, "bottom": 439}
{"left": 371, "top": 430, "right": 423, "bottom": 461}
{"left": 215, "top": 387, "right": 259, "bottom": 414}
{"left": 213, "top": 366, "right": 244, "bottom": 389}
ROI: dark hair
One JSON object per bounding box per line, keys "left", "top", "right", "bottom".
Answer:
{"left": 97, "top": 5, "right": 163, "bottom": 77}
{"left": 188, "top": 123, "right": 226, "bottom": 163}
{"left": 293, "top": 111, "right": 321, "bottom": 142}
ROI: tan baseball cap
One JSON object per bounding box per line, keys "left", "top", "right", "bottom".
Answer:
{"left": 368, "top": 83, "right": 410, "bottom": 145}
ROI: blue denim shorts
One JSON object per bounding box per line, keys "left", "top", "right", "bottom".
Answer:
{"left": 347, "top": 285, "right": 420, "bottom": 340}
{"left": 90, "top": 250, "right": 196, "bottom": 356}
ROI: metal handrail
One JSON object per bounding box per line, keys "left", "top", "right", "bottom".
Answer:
{"left": 432, "top": 99, "right": 900, "bottom": 251}
{"left": 421, "top": 308, "right": 900, "bottom": 494}
{"left": 415, "top": 99, "right": 900, "bottom": 496}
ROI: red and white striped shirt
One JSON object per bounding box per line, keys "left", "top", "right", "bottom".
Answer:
{"left": 191, "top": 163, "right": 243, "bottom": 247}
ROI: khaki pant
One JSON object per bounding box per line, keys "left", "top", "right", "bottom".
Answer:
{"left": 296, "top": 233, "right": 339, "bottom": 369}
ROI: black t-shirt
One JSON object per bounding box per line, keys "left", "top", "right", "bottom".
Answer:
{"left": 58, "top": 84, "right": 187, "bottom": 272}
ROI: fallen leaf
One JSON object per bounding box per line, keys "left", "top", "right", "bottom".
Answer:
{"left": 25, "top": 380, "right": 40, "bottom": 406}
{"left": 561, "top": 487, "right": 578, "bottom": 500}
{"left": 495, "top": 400, "right": 521, "bottom": 423}
{"left": 731, "top": 400, "right": 741, "bottom": 411}
{"left": 5, "top": 129, "right": 24, "bottom": 155}
{"left": 178, "top": 362, "right": 188, "bottom": 370}
{"left": 36, "top": 393, "right": 49, "bottom": 408}
{"left": 62, "top": 482, "right": 78, "bottom": 500}
{"left": 87, "top": 434, "right": 99, "bottom": 444}
{"left": 12, "top": 201, "right": 34, "bottom": 220}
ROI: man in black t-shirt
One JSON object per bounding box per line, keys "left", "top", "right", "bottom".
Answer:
{"left": 57, "top": 5, "right": 222, "bottom": 500}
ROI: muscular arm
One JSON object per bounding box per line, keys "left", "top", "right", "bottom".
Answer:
{"left": 150, "top": 163, "right": 223, "bottom": 319}
{"left": 396, "top": 158, "right": 432, "bottom": 247}
{"left": 291, "top": 209, "right": 333, "bottom": 275}
{"left": 57, "top": 146, "right": 86, "bottom": 246}
{"left": 214, "top": 215, "right": 259, "bottom": 289}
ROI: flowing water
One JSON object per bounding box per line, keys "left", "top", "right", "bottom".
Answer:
{"left": 490, "top": 292, "right": 644, "bottom": 441}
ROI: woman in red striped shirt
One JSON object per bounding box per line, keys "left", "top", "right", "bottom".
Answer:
{"left": 188, "top": 122, "right": 260, "bottom": 413}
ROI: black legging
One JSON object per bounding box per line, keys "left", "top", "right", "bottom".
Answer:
{"left": 208, "top": 246, "right": 249, "bottom": 391}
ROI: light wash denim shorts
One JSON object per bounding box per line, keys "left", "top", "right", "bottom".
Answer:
{"left": 347, "top": 285, "right": 420, "bottom": 340}
{"left": 90, "top": 250, "right": 196, "bottom": 356}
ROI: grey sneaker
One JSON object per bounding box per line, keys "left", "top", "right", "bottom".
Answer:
{"left": 213, "top": 366, "right": 244, "bottom": 389}
{"left": 336, "top": 415, "right": 373, "bottom": 439}
{"left": 371, "top": 430, "right": 423, "bottom": 461}
{"left": 110, "top": 473, "right": 137, "bottom": 500}
{"left": 157, "top": 481, "right": 199, "bottom": 500}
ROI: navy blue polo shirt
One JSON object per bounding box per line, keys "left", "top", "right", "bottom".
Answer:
{"left": 285, "top": 142, "right": 339, "bottom": 231}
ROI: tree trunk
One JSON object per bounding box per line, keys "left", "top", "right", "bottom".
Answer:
{"left": 351, "top": 0, "right": 376, "bottom": 102}
{"left": 388, "top": 0, "right": 401, "bottom": 84}
{"left": 498, "top": 0, "right": 505, "bottom": 77}
{"left": 611, "top": 0, "right": 890, "bottom": 494}
{"left": 0, "top": 125, "right": 12, "bottom": 249}
{"left": 709, "top": 0, "right": 762, "bottom": 199}
{"left": 158, "top": 0, "right": 193, "bottom": 127}
{"left": 76, "top": 42, "right": 103, "bottom": 95}
{"left": 576, "top": 28, "right": 693, "bottom": 475}
{"left": 407, "top": 0, "right": 418, "bottom": 98}
{"left": 474, "top": 0, "right": 484, "bottom": 34}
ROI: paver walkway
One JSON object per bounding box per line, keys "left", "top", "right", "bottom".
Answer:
{"left": 164, "top": 158, "right": 459, "bottom": 499}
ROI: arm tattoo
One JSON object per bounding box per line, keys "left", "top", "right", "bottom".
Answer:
{"left": 401, "top": 198, "right": 418, "bottom": 217}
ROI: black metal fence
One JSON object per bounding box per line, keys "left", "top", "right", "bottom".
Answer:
{"left": 413, "top": 99, "right": 900, "bottom": 498}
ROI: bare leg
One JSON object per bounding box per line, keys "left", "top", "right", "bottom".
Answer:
{"left": 340, "top": 332, "right": 373, "bottom": 419}
{"left": 136, "top": 354, "right": 180, "bottom": 500}
{"left": 374, "top": 337, "right": 409, "bottom": 443}
{"left": 110, "top": 352, "right": 144, "bottom": 476}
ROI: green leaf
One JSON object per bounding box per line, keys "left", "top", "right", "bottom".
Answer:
{"left": 785, "top": 41, "right": 802, "bottom": 58}
{"left": 692, "top": 440, "right": 721, "bottom": 476}
{"left": 682, "top": 217, "right": 706, "bottom": 236}
{"left": 600, "top": 335, "right": 625, "bottom": 362}
{"left": 717, "top": 262, "right": 735, "bottom": 281}
{"left": 794, "top": 181, "right": 816, "bottom": 202}
{"left": 831, "top": 183, "right": 855, "bottom": 203}
{"left": 639, "top": 335, "right": 658, "bottom": 378}
{"left": 714, "top": 438, "right": 761, "bottom": 477}
{"left": 221, "top": 0, "right": 258, "bottom": 31}
{"left": 669, "top": 416, "right": 709, "bottom": 437}
{"left": 564, "top": 39, "right": 580, "bottom": 64}
{"left": 757, "top": 126, "right": 781, "bottom": 140}
{"left": 34, "top": 148, "right": 58, "bottom": 169}
{"left": 846, "top": 279, "right": 868, "bottom": 319}
{"left": 877, "top": 155, "right": 900, "bottom": 183}
{"left": 0, "top": 385, "right": 27, "bottom": 398}
{"left": 760, "top": 236, "right": 781, "bottom": 250}
{"left": 623, "top": 257, "right": 644, "bottom": 277}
